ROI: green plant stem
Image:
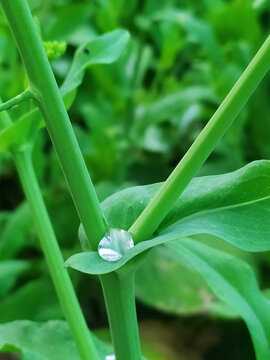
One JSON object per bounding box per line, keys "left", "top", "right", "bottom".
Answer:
{"left": 0, "top": 2, "right": 143, "bottom": 359}
{"left": 13, "top": 147, "right": 100, "bottom": 360}
{"left": 0, "top": 105, "right": 100, "bottom": 359}
{"left": 0, "top": 89, "right": 33, "bottom": 113}
{"left": 130, "top": 34, "right": 270, "bottom": 244}
{"left": 0, "top": 0, "right": 105, "bottom": 250}
{"left": 100, "top": 272, "right": 142, "bottom": 360}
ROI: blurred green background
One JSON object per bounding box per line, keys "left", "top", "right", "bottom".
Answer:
{"left": 1, "top": 0, "right": 270, "bottom": 358}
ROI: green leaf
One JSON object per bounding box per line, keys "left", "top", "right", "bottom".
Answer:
{"left": 164, "top": 238, "right": 270, "bottom": 360}
{"left": 0, "top": 280, "right": 62, "bottom": 323}
{"left": 60, "top": 29, "right": 130, "bottom": 96}
{"left": 0, "top": 320, "right": 112, "bottom": 360}
{"left": 0, "top": 203, "right": 32, "bottom": 260}
{"left": 65, "top": 160, "right": 270, "bottom": 275}
{"left": 0, "top": 260, "right": 30, "bottom": 298}
{"left": 101, "top": 159, "right": 270, "bottom": 251}
{"left": 135, "top": 246, "right": 236, "bottom": 317}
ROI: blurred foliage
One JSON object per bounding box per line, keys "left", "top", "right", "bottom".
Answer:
{"left": 1, "top": 0, "right": 270, "bottom": 359}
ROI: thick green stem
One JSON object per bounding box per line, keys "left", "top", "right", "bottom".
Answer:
{"left": 129, "top": 35, "right": 270, "bottom": 243}
{"left": 13, "top": 148, "right": 100, "bottom": 360}
{"left": 0, "top": 0, "right": 105, "bottom": 250}
{"left": 100, "top": 273, "right": 142, "bottom": 360}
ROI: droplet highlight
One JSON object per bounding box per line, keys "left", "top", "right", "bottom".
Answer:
{"left": 105, "top": 355, "right": 115, "bottom": 360}
{"left": 98, "top": 228, "right": 134, "bottom": 262}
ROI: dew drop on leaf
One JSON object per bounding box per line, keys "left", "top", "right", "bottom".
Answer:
{"left": 98, "top": 228, "right": 134, "bottom": 262}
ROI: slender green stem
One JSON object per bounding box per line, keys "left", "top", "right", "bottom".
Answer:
{"left": 129, "top": 34, "right": 270, "bottom": 244}
{"left": 0, "top": 106, "right": 100, "bottom": 359}
{"left": 100, "top": 273, "right": 142, "bottom": 360}
{"left": 0, "top": 0, "right": 105, "bottom": 250}
{"left": 0, "top": 89, "right": 33, "bottom": 113}
{"left": 13, "top": 148, "right": 100, "bottom": 360}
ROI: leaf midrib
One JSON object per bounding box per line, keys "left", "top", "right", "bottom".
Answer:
{"left": 161, "top": 192, "right": 270, "bottom": 232}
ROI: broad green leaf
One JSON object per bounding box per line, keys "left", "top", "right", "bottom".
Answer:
{"left": 0, "top": 280, "right": 62, "bottom": 323}
{"left": 135, "top": 246, "right": 236, "bottom": 318}
{"left": 0, "top": 320, "right": 112, "bottom": 360}
{"left": 164, "top": 238, "right": 270, "bottom": 359}
{"left": 101, "top": 159, "right": 270, "bottom": 251}
{"left": 60, "top": 29, "right": 130, "bottom": 96}
{"left": 66, "top": 161, "right": 270, "bottom": 275}
{"left": 101, "top": 160, "right": 259, "bottom": 225}
{"left": 0, "top": 260, "right": 30, "bottom": 298}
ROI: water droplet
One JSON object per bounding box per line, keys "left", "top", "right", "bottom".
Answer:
{"left": 98, "top": 228, "right": 134, "bottom": 262}
{"left": 105, "top": 355, "right": 115, "bottom": 360}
